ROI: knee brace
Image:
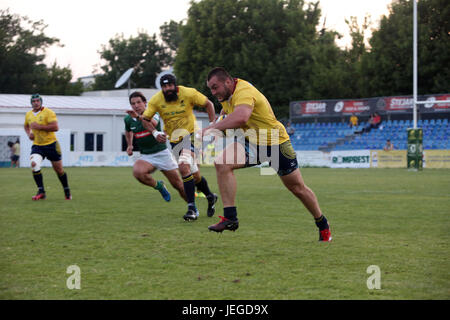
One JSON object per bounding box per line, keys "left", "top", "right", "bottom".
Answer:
{"left": 178, "top": 153, "right": 199, "bottom": 174}
{"left": 190, "top": 161, "right": 199, "bottom": 174}
{"left": 30, "top": 154, "right": 43, "bottom": 172}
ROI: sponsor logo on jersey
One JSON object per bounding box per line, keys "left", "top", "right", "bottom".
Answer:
{"left": 134, "top": 131, "right": 151, "bottom": 139}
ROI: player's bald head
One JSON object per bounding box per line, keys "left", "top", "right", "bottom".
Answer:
{"left": 207, "top": 67, "right": 233, "bottom": 82}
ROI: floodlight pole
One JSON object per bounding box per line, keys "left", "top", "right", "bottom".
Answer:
{"left": 413, "top": 0, "right": 418, "bottom": 129}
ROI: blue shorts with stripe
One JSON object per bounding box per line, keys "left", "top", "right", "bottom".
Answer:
{"left": 31, "top": 141, "right": 62, "bottom": 162}
{"left": 243, "top": 139, "right": 298, "bottom": 176}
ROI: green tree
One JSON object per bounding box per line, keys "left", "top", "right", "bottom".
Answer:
{"left": 360, "top": 0, "right": 449, "bottom": 97}
{"left": 40, "top": 62, "right": 84, "bottom": 95}
{"left": 93, "top": 32, "right": 170, "bottom": 90}
{"left": 160, "top": 20, "right": 184, "bottom": 65}
{"left": 174, "top": 0, "right": 344, "bottom": 116}
{"left": 319, "top": 15, "right": 372, "bottom": 99}
{"left": 0, "top": 9, "right": 59, "bottom": 93}
{"left": 0, "top": 9, "right": 82, "bottom": 95}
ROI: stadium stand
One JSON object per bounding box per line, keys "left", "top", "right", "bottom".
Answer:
{"left": 290, "top": 118, "right": 449, "bottom": 151}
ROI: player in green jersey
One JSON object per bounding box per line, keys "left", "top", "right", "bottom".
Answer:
{"left": 125, "top": 91, "right": 186, "bottom": 202}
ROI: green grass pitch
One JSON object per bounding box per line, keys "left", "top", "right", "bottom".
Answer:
{"left": 0, "top": 166, "right": 449, "bottom": 299}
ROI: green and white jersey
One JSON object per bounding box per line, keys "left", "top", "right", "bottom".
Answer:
{"left": 124, "top": 113, "right": 167, "bottom": 154}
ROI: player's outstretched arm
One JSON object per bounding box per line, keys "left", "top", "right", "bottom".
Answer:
{"left": 204, "top": 99, "right": 217, "bottom": 124}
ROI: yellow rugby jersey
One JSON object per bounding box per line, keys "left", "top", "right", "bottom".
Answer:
{"left": 24, "top": 107, "right": 58, "bottom": 146}
{"left": 144, "top": 85, "right": 208, "bottom": 143}
{"left": 221, "top": 79, "right": 289, "bottom": 146}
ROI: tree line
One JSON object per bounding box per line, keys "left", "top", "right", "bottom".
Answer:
{"left": 1, "top": 0, "right": 448, "bottom": 117}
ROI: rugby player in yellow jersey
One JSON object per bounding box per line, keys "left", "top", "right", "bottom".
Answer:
{"left": 202, "top": 67, "right": 332, "bottom": 242}
{"left": 24, "top": 94, "right": 71, "bottom": 201}
{"left": 141, "top": 74, "right": 218, "bottom": 222}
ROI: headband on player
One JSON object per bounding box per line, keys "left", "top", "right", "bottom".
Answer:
{"left": 31, "top": 93, "right": 42, "bottom": 104}
{"left": 160, "top": 74, "right": 177, "bottom": 87}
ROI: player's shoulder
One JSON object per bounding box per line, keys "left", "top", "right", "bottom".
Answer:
{"left": 236, "top": 78, "right": 254, "bottom": 91}
{"left": 234, "top": 79, "right": 257, "bottom": 98}
{"left": 124, "top": 114, "right": 133, "bottom": 122}
{"left": 42, "top": 107, "right": 57, "bottom": 116}
{"left": 179, "top": 85, "right": 203, "bottom": 96}
{"left": 148, "top": 91, "right": 165, "bottom": 105}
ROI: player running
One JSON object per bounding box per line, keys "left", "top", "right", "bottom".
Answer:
{"left": 202, "top": 67, "right": 332, "bottom": 242}
{"left": 125, "top": 91, "right": 186, "bottom": 202}
{"left": 24, "top": 94, "right": 71, "bottom": 200}
{"left": 142, "top": 74, "right": 218, "bottom": 222}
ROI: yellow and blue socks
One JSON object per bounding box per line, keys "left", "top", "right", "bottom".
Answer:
{"left": 57, "top": 172, "right": 71, "bottom": 197}
{"left": 183, "top": 174, "right": 197, "bottom": 211}
{"left": 33, "top": 170, "right": 45, "bottom": 194}
{"left": 195, "top": 176, "right": 213, "bottom": 197}
{"left": 315, "top": 215, "right": 329, "bottom": 231}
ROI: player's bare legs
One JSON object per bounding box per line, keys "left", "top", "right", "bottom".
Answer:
{"left": 279, "top": 169, "right": 322, "bottom": 219}
{"left": 133, "top": 159, "right": 171, "bottom": 202}
{"left": 280, "top": 169, "right": 331, "bottom": 241}
{"left": 214, "top": 141, "right": 246, "bottom": 207}
{"left": 208, "top": 141, "right": 245, "bottom": 232}
{"left": 133, "top": 160, "right": 157, "bottom": 187}
{"left": 162, "top": 168, "right": 187, "bottom": 201}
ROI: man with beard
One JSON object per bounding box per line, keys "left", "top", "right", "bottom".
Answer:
{"left": 201, "top": 67, "right": 332, "bottom": 242}
{"left": 142, "top": 74, "right": 218, "bottom": 222}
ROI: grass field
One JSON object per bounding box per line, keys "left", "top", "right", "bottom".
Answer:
{"left": 0, "top": 166, "right": 449, "bottom": 300}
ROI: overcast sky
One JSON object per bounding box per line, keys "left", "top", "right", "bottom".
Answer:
{"left": 1, "top": 0, "right": 392, "bottom": 80}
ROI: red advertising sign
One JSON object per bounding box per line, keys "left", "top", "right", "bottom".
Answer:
{"left": 383, "top": 97, "right": 414, "bottom": 111}
{"left": 333, "top": 100, "right": 371, "bottom": 113}
{"left": 301, "top": 101, "right": 327, "bottom": 114}
{"left": 422, "top": 94, "right": 450, "bottom": 110}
